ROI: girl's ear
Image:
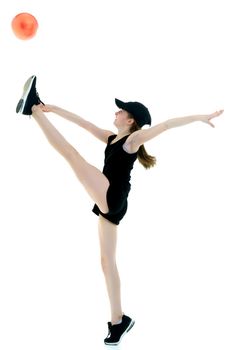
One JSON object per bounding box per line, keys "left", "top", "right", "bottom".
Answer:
{"left": 127, "top": 118, "right": 135, "bottom": 126}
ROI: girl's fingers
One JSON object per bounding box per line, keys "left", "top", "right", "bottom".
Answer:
{"left": 216, "top": 110, "right": 224, "bottom": 116}
{"left": 210, "top": 110, "right": 223, "bottom": 118}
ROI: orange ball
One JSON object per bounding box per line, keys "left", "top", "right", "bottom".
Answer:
{"left": 11, "top": 13, "right": 38, "bottom": 40}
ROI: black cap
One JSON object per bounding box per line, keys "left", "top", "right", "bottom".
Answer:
{"left": 115, "top": 98, "right": 152, "bottom": 128}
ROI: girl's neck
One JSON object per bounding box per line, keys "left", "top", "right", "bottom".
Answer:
{"left": 116, "top": 128, "right": 131, "bottom": 138}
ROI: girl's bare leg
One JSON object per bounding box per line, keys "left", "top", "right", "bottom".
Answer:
{"left": 98, "top": 215, "right": 123, "bottom": 325}
{"left": 31, "top": 105, "right": 109, "bottom": 213}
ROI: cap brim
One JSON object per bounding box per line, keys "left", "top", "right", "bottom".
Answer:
{"left": 115, "top": 98, "right": 126, "bottom": 109}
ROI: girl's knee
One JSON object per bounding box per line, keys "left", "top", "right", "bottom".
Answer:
{"left": 100, "top": 255, "right": 116, "bottom": 272}
{"left": 66, "top": 146, "right": 82, "bottom": 163}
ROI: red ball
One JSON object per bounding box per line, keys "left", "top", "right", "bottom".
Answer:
{"left": 11, "top": 13, "right": 38, "bottom": 40}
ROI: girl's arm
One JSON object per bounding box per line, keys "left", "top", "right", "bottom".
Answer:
{"left": 40, "top": 104, "right": 114, "bottom": 143}
{"left": 129, "top": 110, "right": 224, "bottom": 149}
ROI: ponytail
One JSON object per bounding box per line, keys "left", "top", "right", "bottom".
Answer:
{"left": 129, "top": 119, "right": 156, "bottom": 169}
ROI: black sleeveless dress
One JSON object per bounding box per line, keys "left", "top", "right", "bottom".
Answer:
{"left": 92, "top": 134, "right": 138, "bottom": 225}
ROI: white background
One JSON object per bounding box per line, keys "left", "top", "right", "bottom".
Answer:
{"left": 0, "top": 1, "right": 232, "bottom": 349}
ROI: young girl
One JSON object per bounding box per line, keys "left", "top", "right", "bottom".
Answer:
{"left": 16, "top": 75, "right": 223, "bottom": 346}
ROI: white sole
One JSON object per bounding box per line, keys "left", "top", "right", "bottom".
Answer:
{"left": 16, "top": 75, "right": 36, "bottom": 113}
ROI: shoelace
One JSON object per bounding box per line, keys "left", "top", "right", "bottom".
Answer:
{"left": 106, "top": 322, "right": 112, "bottom": 338}
{"left": 35, "top": 89, "right": 45, "bottom": 105}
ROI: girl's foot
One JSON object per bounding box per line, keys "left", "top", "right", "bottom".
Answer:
{"left": 16, "top": 75, "right": 44, "bottom": 115}
{"left": 104, "top": 314, "right": 135, "bottom": 345}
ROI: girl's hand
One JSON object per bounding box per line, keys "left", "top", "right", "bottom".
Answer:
{"left": 200, "top": 110, "right": 224, "bottom": 127}
{"left": 40, "top": 104, "right": 55, "bottom": 113}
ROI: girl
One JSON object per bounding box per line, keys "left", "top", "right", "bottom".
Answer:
{"left": 16, "top": 75, "right": 223, "bottom": 345}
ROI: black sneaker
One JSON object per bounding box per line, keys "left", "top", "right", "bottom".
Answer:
{"left": 104, "top": 314, "right": 135, "bottom": 346}
{"left": 16, "top": 75, "right": 44, "bottom": 115}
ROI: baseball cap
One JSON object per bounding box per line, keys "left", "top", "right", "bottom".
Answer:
{"left": 115, "top": 98, "right": 152, "bottom": 127}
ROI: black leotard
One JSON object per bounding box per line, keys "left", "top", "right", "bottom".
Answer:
{"left": 92, "top": 134, "right": 138, "bottom": 225}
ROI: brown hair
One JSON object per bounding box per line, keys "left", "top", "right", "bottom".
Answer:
{"left": 128, "top": 115, "right": 156, "bottom": 169}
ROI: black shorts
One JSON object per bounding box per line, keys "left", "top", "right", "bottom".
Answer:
{"left": 92, "top": 183, "right": 130, "bottom": 225}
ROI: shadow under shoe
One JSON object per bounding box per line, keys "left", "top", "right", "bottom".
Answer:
{"left": 16, "top": 75, "right": 44, "bottom": 115}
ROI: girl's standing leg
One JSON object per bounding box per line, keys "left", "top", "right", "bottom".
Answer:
{"left": 31, "top": 105, "right": 110, "bottom": 214}
{"left": 98, "top": 215, "right": 123, "bottom": 325}
{"left": 31, "top": 105, "right": 123, "bottom": 324}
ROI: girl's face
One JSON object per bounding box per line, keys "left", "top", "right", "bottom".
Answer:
{"left": 114, "top": 109, "right": 133, "bottom": 129}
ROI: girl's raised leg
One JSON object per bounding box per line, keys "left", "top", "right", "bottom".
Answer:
{"left": 31, "top": 105, "right": 109, "bottom": 214}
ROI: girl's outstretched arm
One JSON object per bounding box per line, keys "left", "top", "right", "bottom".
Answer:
{"left": 40, "top": 104, "right": 114, "bottom": 143}
{"left": 164, "top": 109, "right": 224, "bottom": 129}
{"left": 130, "top": 110, "right": 224, "bottom": 149}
